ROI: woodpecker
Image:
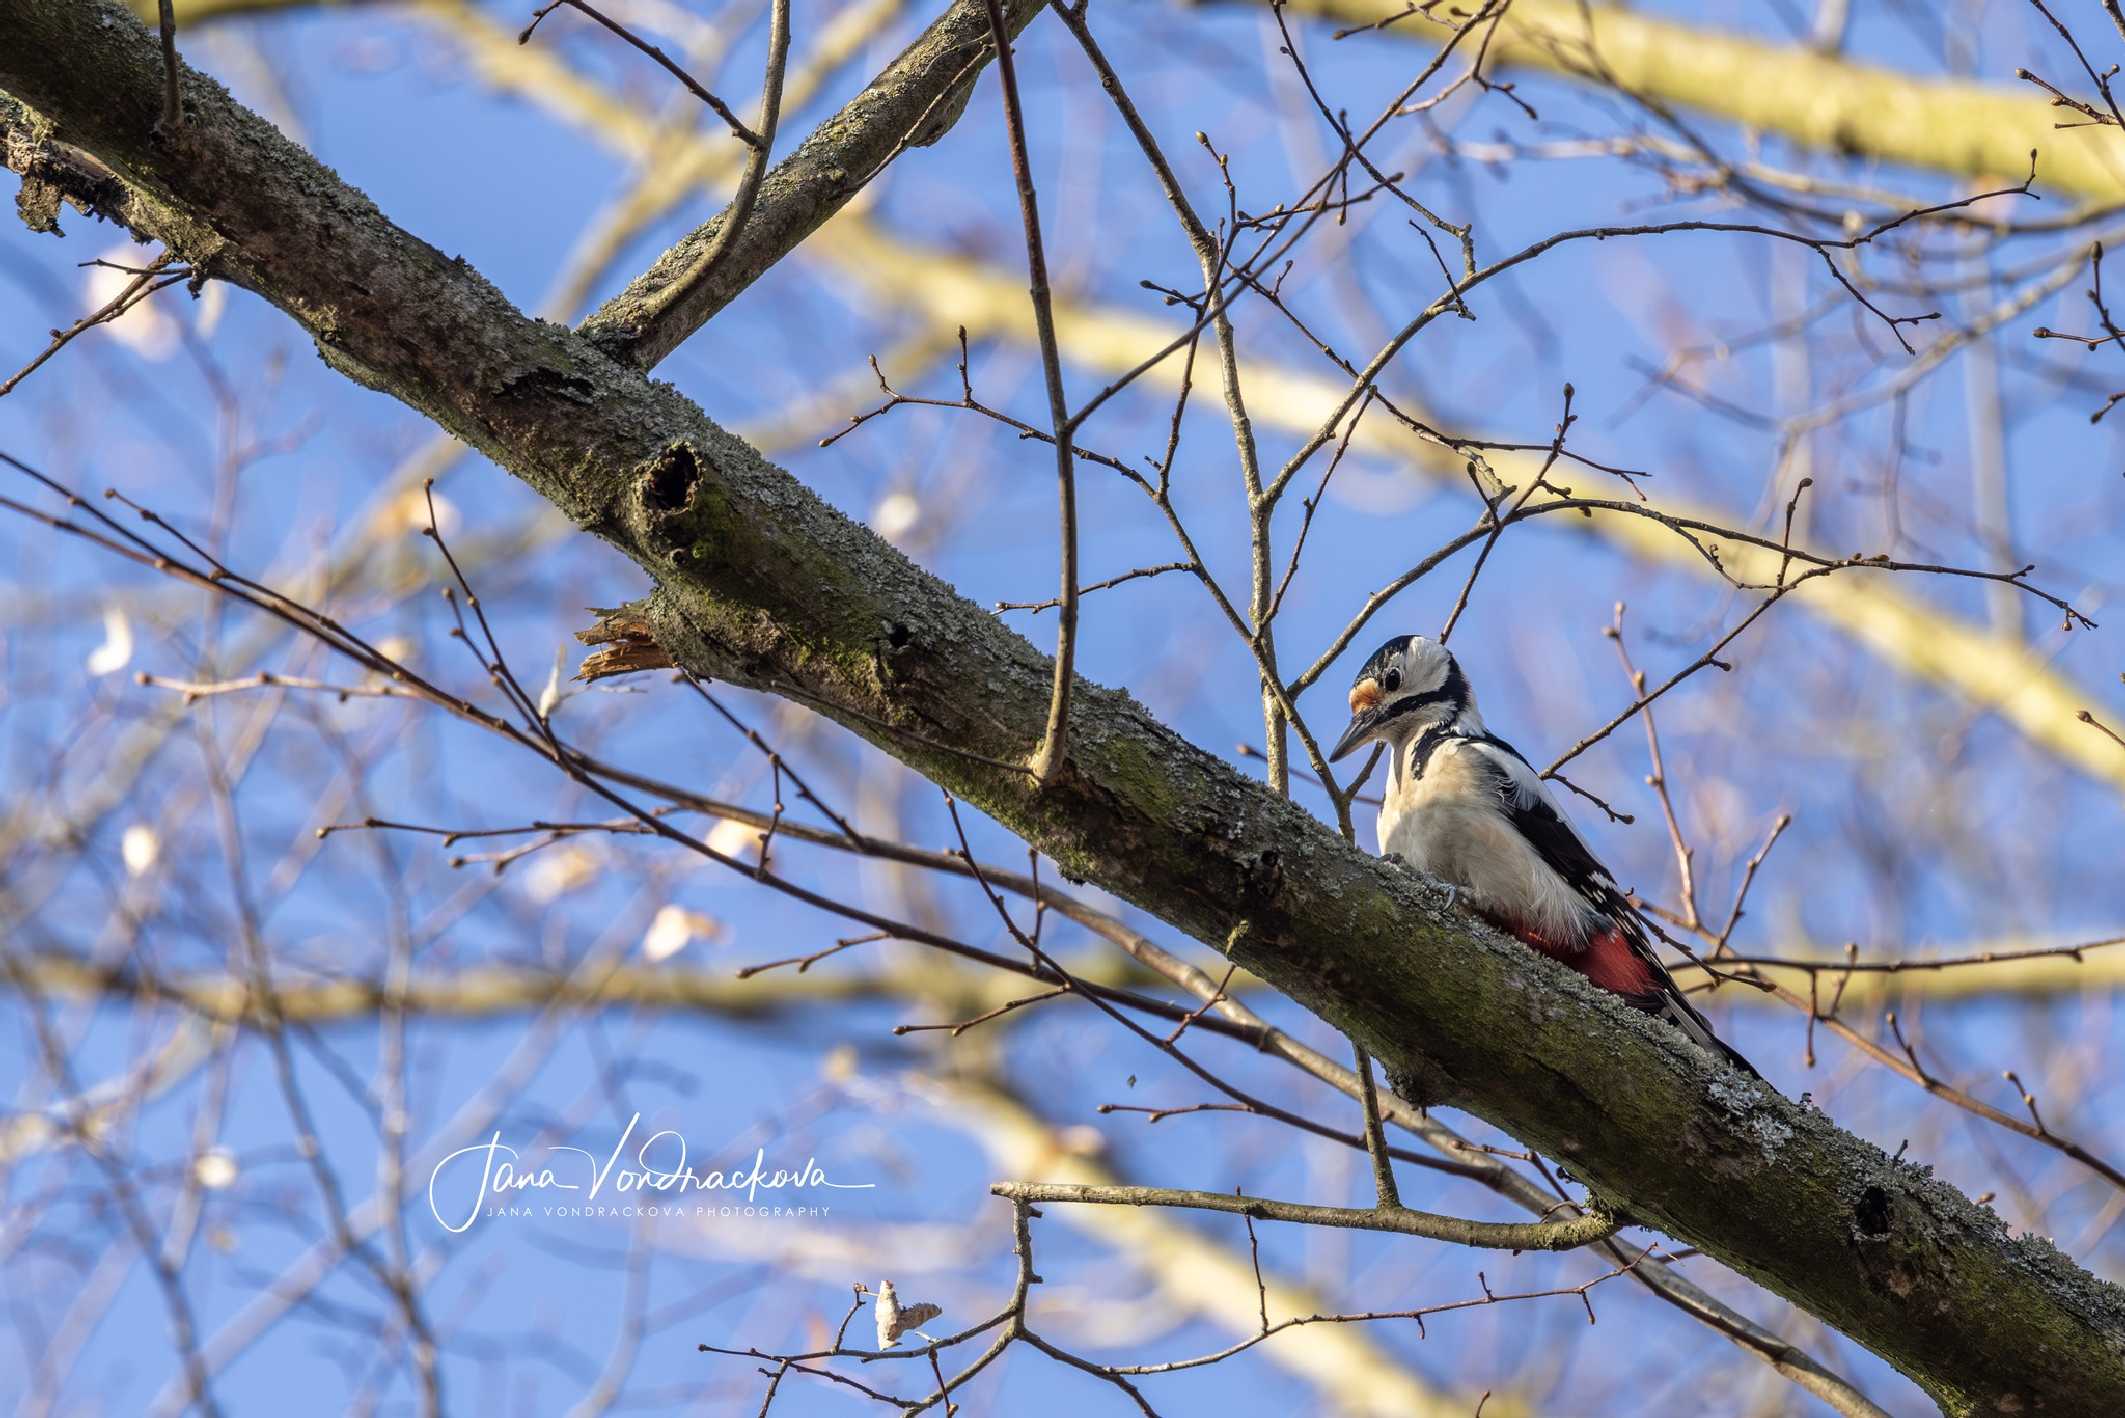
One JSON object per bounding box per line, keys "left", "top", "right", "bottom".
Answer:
{"left": 1329, "top": 633, "right": 1756, "bottom": 1075}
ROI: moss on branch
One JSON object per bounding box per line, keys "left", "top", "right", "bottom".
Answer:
{"left": 4, "top": 6, "right": 2123, "bottom": 1412}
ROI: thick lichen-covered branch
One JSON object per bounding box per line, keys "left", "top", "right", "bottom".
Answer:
{"left": 430, "top": 4, "right": 2125, "bottom": 806}
{"left": 4, "top": 7, "right": 2124, "bottom": 1413}
{"left": 575, "top": 0, "right": 1044, "bottom": 367}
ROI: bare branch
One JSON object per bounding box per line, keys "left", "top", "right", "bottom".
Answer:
{"left": 989, "top": 1181, "right": 1623, "bottom": 1251}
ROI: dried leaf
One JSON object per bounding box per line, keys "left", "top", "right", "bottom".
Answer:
{"left": 192, "top": 1147, "right": 238, "bottom": 1189}
{"left": 85, "top": 605, "right": 133, "bottom": 676}
{"left": 120, "top": 824, "right": 159, "bottom": 876}
{"left": 869, "top": 491, "right": 920, "bottom": 542}
{"left": 874, "top": 1279, "right": 943, "bottom": 1350}
{"left": 524, "top": 845, "right": 597, "bottom": 901}
{"left": 536, "top": 648, "right": 563, "bottom": 719}
{"left": 642, "top": 904, "right": 719, "bottom": 962}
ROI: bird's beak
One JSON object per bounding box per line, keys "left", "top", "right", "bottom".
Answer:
{"left": 1330, "top": 678, "right": 1386, "bottom": 762}
{"left": 1329, "top": 708, "right": 1381, "bottom": 763}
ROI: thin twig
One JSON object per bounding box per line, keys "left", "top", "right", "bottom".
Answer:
{"left": 981, "top": 0, "right": 1077, "bottom": 785}
{"left": 624, "top": 0, "right": 790, "bottom": 349}
{"left": 1351, "top": 1041, "right": 1402, "bottom": 1210}
{"left": 521, "top": 0, "right": 762, "bottom": 146}
{"left": 156, "top": 0, "right": 181, "bottom": 129}
{"left": 2, "top": 254, "right": 190, "bottom": 398}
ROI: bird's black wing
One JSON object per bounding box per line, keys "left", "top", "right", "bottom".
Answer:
{"left": 1460, "top": 735, "right": 1759, "bottom": 1076}
{"left": 1459, "top": 734, "right": 1616, "bottom": 899}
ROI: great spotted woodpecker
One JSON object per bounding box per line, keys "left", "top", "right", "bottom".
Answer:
{"left": 1330, "top": 633, "right": 1756, "bottom": 1075}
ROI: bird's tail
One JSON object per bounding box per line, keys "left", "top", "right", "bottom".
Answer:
{"left": 1643, "top": 969, "right": 1760, "bottom": 1078}
{"left": 1520, "top": 919, "right": 1759, "bottom": 1077}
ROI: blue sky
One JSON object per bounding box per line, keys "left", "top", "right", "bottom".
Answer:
{"left": 4, "top": 2, "right": 2124, "bottom": 1414}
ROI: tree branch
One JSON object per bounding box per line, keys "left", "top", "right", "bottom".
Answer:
{"left": 575, "top": 0, "right": 1044, "bottom": 367}
{"left": 976, "top": 0, "right": 1077, "bottom": 785}
{"left": 435, "top": 1, "right": 2125, "bottom": 804}
{"left": 4, "top": 8, "right": 2121, "bottom": 1412}
{"left": 1259, "top": 0, "right": 2125, "bottom": 202}
{"left": 990, "top": 1181, "right": 1623, "bottom": 1251}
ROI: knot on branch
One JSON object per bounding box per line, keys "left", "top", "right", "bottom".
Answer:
{"left": 1385, "top": 1056, "right": 1465, "bottom": 1112}
{"left": 1853, "top": 1183, "right": 1893, "bottom": 1240}
{"left": 632, "top": 441, "right": 730, "bottom": 567}
{"left": 1238, "top": 847, "right": 1285, "bottom": 908}
{"left": 496, "top": 363, "right": 595, "bottom": 406}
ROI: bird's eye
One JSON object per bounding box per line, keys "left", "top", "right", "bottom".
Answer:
{"left": 1383, "top": 668, "right": 1401, "bottom": 692}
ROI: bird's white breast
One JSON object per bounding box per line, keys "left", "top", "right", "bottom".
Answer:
{"left": 1378, "top": 739, "right": 1596, "bottom": 946}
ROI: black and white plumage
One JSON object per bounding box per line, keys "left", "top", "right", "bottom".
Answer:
{"left": 1330, "top": 635, "right": 1755, "bottom": 1075}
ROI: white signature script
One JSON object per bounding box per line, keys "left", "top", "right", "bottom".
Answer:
{"left": 428, "top": 1114, "right": 874, "bottom": 1233}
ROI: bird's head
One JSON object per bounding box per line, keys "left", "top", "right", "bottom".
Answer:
{"left": 1329, "top": 634, "right": 1475, "bottom": 762}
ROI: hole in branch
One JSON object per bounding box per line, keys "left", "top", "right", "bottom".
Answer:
{"left": 1855, "top": 1184, "right": 1892, "bottom": 1238}
{"left": 641, "top": 442, "right": 701, "bottom": 514}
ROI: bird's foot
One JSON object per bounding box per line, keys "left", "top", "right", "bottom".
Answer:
{"left": 1381, "top": 854, "right": 1460, "bottom": 911}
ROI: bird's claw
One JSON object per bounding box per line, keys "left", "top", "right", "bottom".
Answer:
{"left": 1380, "top": 854, "right": 1460, "bottom": 911}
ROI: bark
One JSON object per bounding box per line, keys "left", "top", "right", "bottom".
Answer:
{"left": 436, "top": 2, "right": 2125, "bottom": 807}
{"left": 575, "top": 0, "right": 1045, "bottom": 368}
{"left": 3, "top": 5, "right": 2122, "bottom": 1411}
